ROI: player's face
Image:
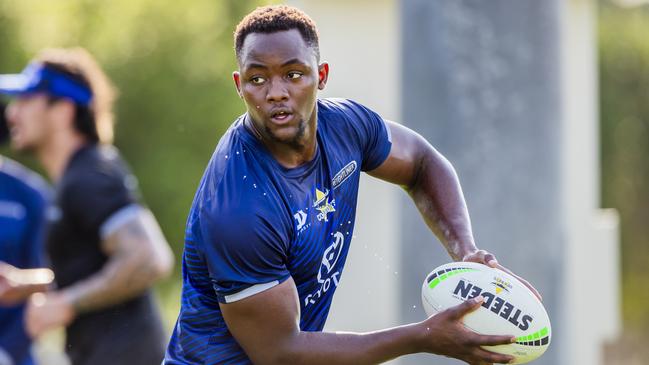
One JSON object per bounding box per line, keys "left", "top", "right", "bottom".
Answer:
{"left": 5, "top": 94, "right": 54, "bottom": 152}
{"left": 234, "top": 29, "right": 328, "bottom": 148}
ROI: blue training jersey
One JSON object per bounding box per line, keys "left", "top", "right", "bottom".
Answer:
{"left": 0, "top": 157, "right": 50, "bottom": 365}
{"left": 165, "top": 99, "right": 392, "bottom": 364}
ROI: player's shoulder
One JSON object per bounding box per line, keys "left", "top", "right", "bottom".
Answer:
{"left": 319, "top": 97, "right": 381, "bottom": 114}
{"left": 194, "top": 118, "right": 267, "bottom": 211}
{"left": 318, "top": 97, "right": 370, "bottom": 115}
{"left": 59, "top": 144, "right": 138, "bottom": 201}
{"left": 0, "top": 156, "right": 51, "bottom": 203}
{"left": 195, "top": 119, "right": 290, "bottom": 220}
{"left": 63, "top": 144, "right": 129, "bottom": 182}
{"left": 318, "top": 98, "right": 382, "bottom": 126}
{"left": 202, "top": 118, "right": 248, "bottom": 180}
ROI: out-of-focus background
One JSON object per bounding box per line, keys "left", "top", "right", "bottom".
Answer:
{"left": 0, "top": 0, "right": 647, "bottom": 364}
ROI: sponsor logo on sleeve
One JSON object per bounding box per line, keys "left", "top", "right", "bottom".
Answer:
{"left": 332, "top": 161, "right": 357, "bottom": 190}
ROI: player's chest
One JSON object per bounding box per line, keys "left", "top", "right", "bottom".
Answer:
{"left": 282, "top": 157, "right": 361, "bottom": 279}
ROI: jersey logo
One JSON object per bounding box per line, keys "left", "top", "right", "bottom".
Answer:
{"left": 332, "top": 160, "right": 357, "bottom": 190}
{"left": 317, "top": 231, "right": 345, "bottom": 283}
{"left": 305, "top": 231, "right": 345, "bottom": 307}
{"left": 294, "top": 210, "right": 308, "bottom": 231}
{"left": 313, "top": 188, "right": 336, "bottom": 222}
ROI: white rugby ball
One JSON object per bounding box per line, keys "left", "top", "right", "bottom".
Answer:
{"left": 421, "top": 262, "right": 550, "bottom": 364}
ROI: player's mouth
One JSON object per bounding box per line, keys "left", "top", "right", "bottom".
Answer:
{"left": 269, "top": 108, "right": 294, "bottom": 125}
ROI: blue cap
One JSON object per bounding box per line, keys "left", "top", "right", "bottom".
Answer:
{"left": 0, "top": 63, "right": 93, "bottom": 106}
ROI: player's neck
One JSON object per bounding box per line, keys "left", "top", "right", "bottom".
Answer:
{"left": 36, "top": 131, "right": 88, "bottom": 182}
{"left": 246, "top": 115, "right": 318, "bottom": 169}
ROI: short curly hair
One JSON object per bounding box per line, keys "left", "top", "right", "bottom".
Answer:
{"left": 234, "top": 5, "right": 320, "bottom": 62}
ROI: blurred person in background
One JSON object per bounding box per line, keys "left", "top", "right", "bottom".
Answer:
{"left": 0, "top": 101, "right": 52, "bottom": 365}
{"left": 1, "top": 48, "right": 174, "bottom": 365}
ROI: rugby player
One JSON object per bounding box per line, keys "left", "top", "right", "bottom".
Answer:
{"left": 165, "top": 5, "right": 540, "bottom": 365}
{"left": 1, "top": 48, "right": 174, "bottom": 365}
{"left": 0, "top": 101, "right": 51, "bottom": 365}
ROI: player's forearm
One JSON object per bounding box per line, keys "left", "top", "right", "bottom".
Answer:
{"left": 407, "top": 147, "right": 477, "bottom": 260}
{"left": 62, "top": 215, "right": 173, "bottom": 313}
{"left": 261, "top": 323, "right": 425, "bottom": 365}
{"left": 61, "top": 246, "right": 159, "bottom": 313}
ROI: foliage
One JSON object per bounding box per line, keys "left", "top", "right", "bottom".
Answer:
{"left": 599, "top": 3, "right": 649, "bottom": 330}
{"left": 0, "top": 0, "right": 274, "bottom": 278}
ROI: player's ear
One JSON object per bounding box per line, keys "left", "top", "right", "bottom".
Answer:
{"left": 317, "top": 62, "right": 329, "bottom": 90}
{"left": 232, "top": 71, "right": 243, "bottom": 99}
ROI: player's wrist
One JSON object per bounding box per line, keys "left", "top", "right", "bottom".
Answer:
{"left": 56, "top": 290, "right": 78, "bottom": 321}
{"left": 407, "top": 321, "right": 436, "bottom": 354}
{"left": 451, "top": 241, "right": 478, "bottom": 262}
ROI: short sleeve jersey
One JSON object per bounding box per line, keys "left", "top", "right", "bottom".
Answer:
{"left": 0, "top": 157, "right": 50, "bottom": 365}
{"left": 47, "top": 145, "right": 167, "bottom": 364}
{"left": 165, "top": 99, "right": 392, "bottom": 364}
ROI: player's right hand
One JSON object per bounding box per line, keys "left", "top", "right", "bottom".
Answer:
{"left": 419, "top": 296, "right": 515, "bottom": 364}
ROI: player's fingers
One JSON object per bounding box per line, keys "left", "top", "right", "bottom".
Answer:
{"left": 463, "top": 250, "right": 498, "bottom": 267}
{"left": 483, "top": 252, "right": 498, "bottom": 268}
{"left": 472, "top": 347, "right": 515, "bottom": 364}
{"left": 473, "top": 333, "right": 517, "bottom": 346}
{"left": 448, "top": 296, "right": 484, "bottom": 320}
{"left": 496, "top": 264, "right": 542, "bottom": 301}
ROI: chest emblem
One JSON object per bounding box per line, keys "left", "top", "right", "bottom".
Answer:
{"left": 313, "top": 188, "right": 336, "bottom": 222}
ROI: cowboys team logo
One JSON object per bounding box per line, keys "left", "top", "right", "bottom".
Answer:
{"left": 491, "top": 276, "right": 513, "bottom": 294}
{"left": 313, "top": 188, "right": 335, "bottom": 222}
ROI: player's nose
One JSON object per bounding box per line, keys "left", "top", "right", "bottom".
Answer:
{"left": 266, "top": 78, "right": 289, "bottom": 103}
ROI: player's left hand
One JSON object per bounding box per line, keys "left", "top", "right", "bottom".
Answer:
{"left": 462, "top": 249, "right": 543, "bottom": 302}
{"left": 0, "top": 262, "right": 53, "bottom": 305}
{"left": 25, "top": 292, "right": 75, "bottom": 338}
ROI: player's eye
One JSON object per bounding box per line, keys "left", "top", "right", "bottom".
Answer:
{"left": 287, "top": 71, "right": 303, "bottom": 80}
{"left": 250, "top": 76, "right": 266, "bottom": 85}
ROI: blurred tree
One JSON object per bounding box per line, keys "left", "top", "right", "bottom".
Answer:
{"left": 599, "top": 3, "right": 649, "bottom": 331}
{"left": 0, "top": 0, "right": 275, "bottom": 285}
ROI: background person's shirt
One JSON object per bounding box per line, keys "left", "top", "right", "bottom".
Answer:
{"left": 46, "top": 144, "right": 166, "bottom": 365}
{"left": 0, "top": 157, "right": 50, "bottom": 365}
{"left": 165, "top": 98, "right": 392, "bottom": 364}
